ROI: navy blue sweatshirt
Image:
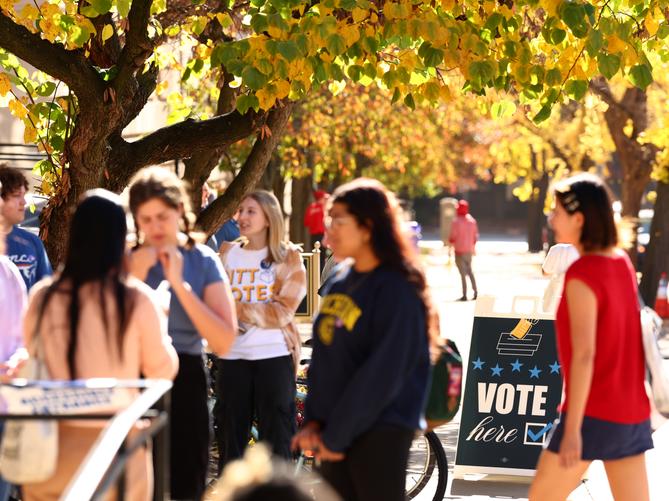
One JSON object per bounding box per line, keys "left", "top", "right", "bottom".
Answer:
{"left": 305, "top": 264, "right": 431, "bottom": 452}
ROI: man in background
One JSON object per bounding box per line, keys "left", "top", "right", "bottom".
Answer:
{"left": 304, "top": 190, "right": 327, "bottom": 252}
{"left": 0, "top": 164, "right": 52, "bottom": 290}
{"left": 449, "top": 200, "right": 478, "bottom": 301}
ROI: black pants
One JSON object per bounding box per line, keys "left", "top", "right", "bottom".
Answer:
{"left": 319, "top": 425, "right": 415, "bottom": 501}
{"left": 215, "top": 356, "right": 296, "bottom": 469}
{"left": 170, "top": 353, "right": 209, "bottom": 501}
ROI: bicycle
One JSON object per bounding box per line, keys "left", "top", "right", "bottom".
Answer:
{"left": 295, "top": 370, "right": 449, "bottom": 501}
{"left": 208, "top": 356, "right": 449, "bottom": 500}
{"left": 406, "top": 429, "right": 448, "bottom": 500}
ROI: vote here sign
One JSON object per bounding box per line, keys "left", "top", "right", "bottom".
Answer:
{"left": 454, "top": 305, "right": 562, "bottom": 476}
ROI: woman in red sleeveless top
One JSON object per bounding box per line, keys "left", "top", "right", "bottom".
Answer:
{"left": 529, "top": 174, "right": 651, "bottom": 501}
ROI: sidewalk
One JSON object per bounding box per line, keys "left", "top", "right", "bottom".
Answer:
{"left": 421, "top": 241, "right": 669, "bottom": 500}
{"left": 300, "top": 241, "right": 669, "bottom": 500}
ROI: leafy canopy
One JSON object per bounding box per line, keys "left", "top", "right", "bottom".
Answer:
{"left": 1, "top": 0, "right": 669, "bottom": 194}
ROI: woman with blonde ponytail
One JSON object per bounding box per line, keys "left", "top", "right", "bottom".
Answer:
{"left": 127, "top": 167, "right": 237, "bottom": 501}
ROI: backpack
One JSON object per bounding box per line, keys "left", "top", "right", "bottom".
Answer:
{"left": 425, "top": 339, "right": 462, "bottom": 430}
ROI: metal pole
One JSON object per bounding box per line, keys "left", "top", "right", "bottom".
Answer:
{"left": 153, "top": 391, "right": 171, "bottom": 501}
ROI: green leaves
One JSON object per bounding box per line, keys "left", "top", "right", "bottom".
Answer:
{"left": 533, "top": 104, "right": 553, "bottom": 124}
{"left": 628, "top": 64, "right": 653, "bottom": 89}
{"left": 35, "top": 82, "right": 57, "bottom": 97}
{"left": 89, "top": 0, "right": 112, "bottom": 16}
{"left": 242, "top": 66, "right": 268, "bottom": 90}
{"left": 559, "top": 1, "right": 589, "bottom": 39}
{"left": 236, "top": 94, "right": 259, "bottom": 114}
{"left": 423, "top": 47, "right": 444, "bottom": 68}
{"left": 597, "top": 53, "right": 621, "bottom": 79}
{"left": 277, "top": 41, "right": 300, "bottom": 61}
{"left": 117, "top": 0, "right": 130, "bottom": 17}
{"left": 565, "top": 79, "right": 588, "bottom": 100}
{"left": 549, "top": 28, "right": 567, "bottom": 45}
{"left": 326, "top": 34, "right": 347, "bottom": 56}
{"left": 469, "top": 60, "right": 496, "bottom": 86}
{"left": 545, "top": 68, "right": 562, "bottom": 86}
{"left": 491, "top": 100, "right": 517, "bottom": 119}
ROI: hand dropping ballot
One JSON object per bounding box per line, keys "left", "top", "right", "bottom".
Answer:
{"left": 455, "top": 296, "right": 562, "bottom": 477}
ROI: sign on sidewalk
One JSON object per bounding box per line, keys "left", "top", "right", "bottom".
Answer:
{"left": 454, "top": 296, "right": 562, "bottom": 477}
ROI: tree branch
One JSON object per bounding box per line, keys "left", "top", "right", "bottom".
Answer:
{"left": 515, "top": 116, "right": 574, "bottom": 169}
{"left": 589, "top": 77, "right": 635, "bottom": 117}
{"left": 89, "top": 13, "right": 121, "bottom": 68}
{"left": 114, "top": 0, "right": 154, "bottom": 102}
{"left": 120, "top": 63, "right": 159, "bottom": 129}
{"left": 124, "top": 109, "right": 263, "bottom": 169}
{"left": 197, "top": 102, "right": 294, "bottom": 235}
{"left": 0, "top": 12, "right": 104, "bottom": 105}
{"left": 183, "top": 69, "right": 239, "bottom": 210}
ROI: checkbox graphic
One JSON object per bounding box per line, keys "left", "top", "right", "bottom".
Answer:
{"left": 524, "top": 422, "right": 553, "bottom": 446}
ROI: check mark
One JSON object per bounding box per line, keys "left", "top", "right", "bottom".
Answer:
{"left": 526, "top": 423, "right": 553, "bottom": 442}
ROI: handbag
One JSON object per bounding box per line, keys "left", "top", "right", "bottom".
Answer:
{"left": 425, "top": 339, "right": 462, "bottom": 430}
{"left": 0, "top": 331, "right": 58, "bottom": 484}
{"left": 640, "top": 305, "right": 669, "bottom": 418}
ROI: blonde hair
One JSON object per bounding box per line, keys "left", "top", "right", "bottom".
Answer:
{"left": 241, "top": 190, "right": 295, "bottom": 263}
{"left": 128, "top": 167, "right": 198, "bottom": 248}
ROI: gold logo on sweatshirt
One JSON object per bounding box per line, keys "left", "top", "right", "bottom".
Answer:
{"left": 318, "top": 316, "right": 336, "bottom": 345}
{"left": 319, "top": 294, "right": 361, "bottom": 331}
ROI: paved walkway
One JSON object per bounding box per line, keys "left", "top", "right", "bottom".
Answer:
{"left": 416, "top": 241, "right": 669, "bottom": 500}
{"left": 299, "top": 240, "right": 669, "bottom": 500}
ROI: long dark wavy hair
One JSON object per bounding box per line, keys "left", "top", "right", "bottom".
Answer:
{"left": 330, "top": 178, "right": 440, "bottom": 356}
{"left": 36, "top": 190, "right": 135, "bottom": 378}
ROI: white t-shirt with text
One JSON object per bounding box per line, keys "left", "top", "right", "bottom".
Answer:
{"left": 221, "top": 246, "right": 290, "bottom": 360}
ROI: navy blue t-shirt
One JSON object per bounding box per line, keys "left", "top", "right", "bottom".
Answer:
{"left": 306, "top": 264, "right": 431, "bottom": 452}
{"left": 144, "top": 243, "right": 227, "bottom": 355}
{"left": 6, "top": 226, "right": 52, "bottom": 290}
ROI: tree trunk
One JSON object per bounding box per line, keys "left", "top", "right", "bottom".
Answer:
{"left": 527, "top": 149, "right": 549, "bottom": 253}
{"left": 196, "top": 103, "right": 294, "bottom": 236}
{"left": 257, "top": 155, "right": 281, "bottom": 193}
{"left": 595, "top": 85, "right": 657, "bottom": 268}
{"left": 639, "top": 180, "right": 669, "bottom": 306}
{"left": 273, "top": 168, "right": 286, "bottom": 216}
{"left": 290, "top": 175, "right": 312, "bottom": 247}
{"left": 41, "top": 110, "right": 113, "bottom": 263}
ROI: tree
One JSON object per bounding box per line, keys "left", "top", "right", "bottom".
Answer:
{"left": 639, "top": 106, "right": 669, "bottom": 304}
{"left": 474, "top": 97, "right": 613, "bottom": 250}
{"left": 1, "top": 0, "right": 667, "bottom": 263}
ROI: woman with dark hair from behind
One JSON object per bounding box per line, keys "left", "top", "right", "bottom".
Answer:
{"left": 529, "top": 173, "right": 651, "bottom": 501}
{"left": 21, "top": 190, "right": 178, "bottom": 501}
{"left": 291, "top": 178, "right": 436, "bottom": 501}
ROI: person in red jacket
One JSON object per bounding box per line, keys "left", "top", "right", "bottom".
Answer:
{"left": 529, "top": 174, "right": 652, "bottom": 501}
{"left": 304, "top": 190, "right": 328, "bottom": 252}
{"left": 449, "top": 200, "right": 478, "bottom": 301}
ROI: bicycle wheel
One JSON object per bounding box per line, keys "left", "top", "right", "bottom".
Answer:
{"left": 406, "top": 431, "right": 448, "bottom": 500}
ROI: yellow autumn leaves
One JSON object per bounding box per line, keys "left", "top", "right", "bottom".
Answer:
{"left": 4, "top": 0, "right": 96, "bottom": 50}
{"left": 0, "top": 73, "right": 10, "bottom": 96}
{"left": 0, "top": 73, "right": 28, "bottom": 119}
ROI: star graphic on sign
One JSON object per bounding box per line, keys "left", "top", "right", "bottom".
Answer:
{"left": 549, "top": 361, "right": 561, "bottom": 374}
{"left": 472, "top": 358, "right": 485, "bottom": 370}
{"left": 529, "top": 366, "right": 542, "bottom": 379}
{"left": 491, "top": 364, "right": 503, "bottom": 377}
{"left": 510, "top": 359, "right": 523, "bottom": 372}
